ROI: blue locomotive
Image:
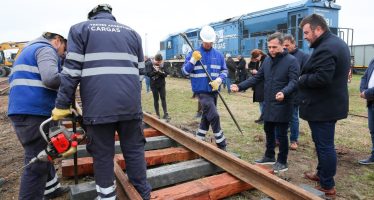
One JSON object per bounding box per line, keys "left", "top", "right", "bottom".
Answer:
{"left": 159, "top": 0, "right": 353, "bottom": 77}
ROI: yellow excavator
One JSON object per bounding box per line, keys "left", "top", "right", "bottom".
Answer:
{"left": 0, "top": 41, "right": 27, "bottom": 77}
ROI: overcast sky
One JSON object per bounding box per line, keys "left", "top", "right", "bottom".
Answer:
{"left": 1, "top": 0, "right": 372, "bottom": 56}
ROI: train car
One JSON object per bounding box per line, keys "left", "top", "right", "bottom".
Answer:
{"left": 160, "top": 0, "right": 353, "bottom": 77}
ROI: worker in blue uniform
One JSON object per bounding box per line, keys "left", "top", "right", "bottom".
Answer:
{"left": 51, "top": 4, "right": 151, "bottom": 200}
{"left": 8, "top": 32, "right": 69, "bottom": 199}
{"left": 182, "top": 25, "right": 228, "bottom": 151}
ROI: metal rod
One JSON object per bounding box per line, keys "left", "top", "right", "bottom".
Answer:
{"left": 179, "top": 33, "right": 243, "bottom": 134}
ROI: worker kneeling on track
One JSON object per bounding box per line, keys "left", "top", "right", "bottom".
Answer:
{"left": 7, "top": 31, "right": 69, "bottom": 199}
{"left": 182, "top": 25, "right": 228, "bottom": 151}
{"left": 52, "top": 4, "right": 151, "bottom": 200}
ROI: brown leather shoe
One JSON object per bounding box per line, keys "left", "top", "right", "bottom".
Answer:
{"left": 290, "top": 142, "right": 298, "bottom": 150}
{"left": 315, "top": 186, "right": 336, "bottom": 198}
{"left": 304, "top": 171, "right": 320, "bottom": 182}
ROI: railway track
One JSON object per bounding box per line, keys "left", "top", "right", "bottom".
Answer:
{"left": 0, "top": 78, "right": 9, "bottom": 95}
{"left": 61, "top": 102, "right": 323, "bottom": 200}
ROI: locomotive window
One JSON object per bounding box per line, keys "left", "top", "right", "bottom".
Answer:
{"left": 243, "top": 30, "right": 249, "bottom": 38}
{"left": 187, "top": 31, "right": 197, "bottom": 37}
{"left": 277, "top": 23, "right": 287, "bottom": 32}
{"left": 298, "top": 18, "right": 303, "bottom": 48}
{"left": 167, "top": 41, "right": 172, "bottom": 49}
{"left": 258, "top": 39, "right": 263, "bottom": 50}
{"left": 160, "top": 42, "right": 165, "bottom": 50}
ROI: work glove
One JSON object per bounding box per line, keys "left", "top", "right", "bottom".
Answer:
{"left": 52, "top": 107, "right": 71, "bottom": 121}
{"left": 189, "top": 51, "right": 202, "bottom": 65}
{"left": 209, "top": 77, "right": 222, "bottom": 91}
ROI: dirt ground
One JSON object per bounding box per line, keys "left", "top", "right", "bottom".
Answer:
{"left": 1, "top": 75, "right": 374, "bottom": 199}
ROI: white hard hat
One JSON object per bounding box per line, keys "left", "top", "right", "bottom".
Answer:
{"left": 200, "top": 26, "right": 216, "bottom": 43}
{"left": 43, "top": 31, "right": 67, "bottom": 41}
{"left": 226, "top": 53, "right": 231, "bottom": 58}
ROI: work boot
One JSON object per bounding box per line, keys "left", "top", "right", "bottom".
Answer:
{"left": 255, "top": 156, "right": 275, "bottom": 165}
{"left": 44, "top": 186, "right": 70, "bottom": 199}
{"left": 315, "top": 186, "right": 336, "bottom": 199}
{"left": 304, "top": 171, "right": 320, "bottom": 182}
{"left": 217, "top": 145, "right": 227, "bottom": 152}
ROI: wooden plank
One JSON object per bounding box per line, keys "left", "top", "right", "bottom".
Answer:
{"left": 62, "top": 147, "right": 199, "bottom": 177}
{"left": 150, "top": 173, "right": 253, "bottom": 200}
{"left": 143, "top": 112, "right": 322, "bottom": 200}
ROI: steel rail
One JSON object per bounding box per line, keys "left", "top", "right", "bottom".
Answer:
{"left": 143, "top": 112, "right": 322, "bottom": 200}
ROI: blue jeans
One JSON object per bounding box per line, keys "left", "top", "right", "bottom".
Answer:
{"left": 275, "top": 105, "right": 299, "bottom": 142}
{"left": 145, "top": 76, "right": 150, "bottom": 93}
{"left": 308, "top": 120, "right": 337, "bottom": 189}
{"left": 259, "top": 101, "right": 264, "bottom": 116}
{"left": 225, "top": 77, "right": 232, "bottom": 93}
{"left": 368, "top": 104, "right": 374, "bottom": 157}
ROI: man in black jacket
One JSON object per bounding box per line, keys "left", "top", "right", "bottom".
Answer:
{"left": 146, "top": 54, "right": 170, "bottom": 120}
{"left": 231, "top": 32, "right": 299, "bottom": 173}
{"left": 275, "top": 34, "right": 309, "bottom": 150}
{"left": 298, "top": 14, "right": 350, "bottom": 198}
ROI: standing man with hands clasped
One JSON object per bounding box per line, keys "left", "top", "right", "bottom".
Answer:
{"left": 298, "top": 14, "right": 350, "bottom": 198}
{"left": 182, "top": 25, "right": 228, "bottom": 151}
{"left": 231, "top": 32, "right": 299, "bottom": 173}
{"left": 51, "top": 4, "right": 151, "bottom": 200}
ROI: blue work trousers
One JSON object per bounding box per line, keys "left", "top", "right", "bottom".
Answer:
{"left": 308, "top": 120, "right": 337, "bottom": 190}
{"left": 145, "top": 76, "right": 151, "bottom": 93}
{"left": 196, "top": 93, "right": 226, "bottom": 148}
{"left": 86, "top": 119, "right": 151, "bottom": 200}
{"left": 9, "top": 115, "right": 61, "bottom": 200}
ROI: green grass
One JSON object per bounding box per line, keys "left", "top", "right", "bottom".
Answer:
{"left": 141, "top": 75, "right": 373, "bottom": 199}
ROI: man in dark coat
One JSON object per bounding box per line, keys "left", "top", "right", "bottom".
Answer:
{"left": 225, "top": 54, "right": 236, "bottom": 94}
{"left": 231, "top": 32, "right": 299, "bottom": 173}
{"left": 298, "top": 14, "right": 350, "bottom": 198}
{"left": 275, "top": 34, "right": 309, "bottom": 150}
